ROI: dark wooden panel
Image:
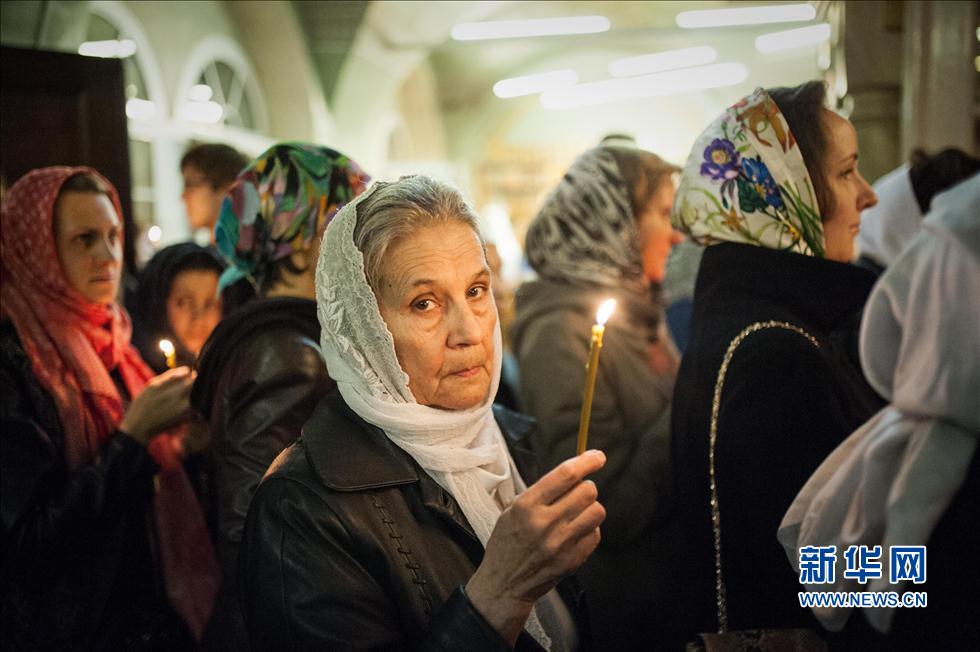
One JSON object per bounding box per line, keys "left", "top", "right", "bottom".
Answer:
{"left": 1, "top": 45, "right": 136, "bottom": 273}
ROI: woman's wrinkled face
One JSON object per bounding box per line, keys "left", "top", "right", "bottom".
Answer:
{"left": 166, "top": 269, "right": 222, "bottom": 356}
{"left": 636, "top": 180, "right": 683, "bottom": 283}
{"left": 377, "top": 221, "right": 497, "bottom": 411}
{"left": 54, "top": 191, "right": 123, "bottom": 304}
{"left": 820, "top": 110, "right": 878, "bottom": 262}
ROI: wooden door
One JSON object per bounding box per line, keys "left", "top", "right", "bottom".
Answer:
{"left": 1, "top": 45, "right": 136, "bottom": 273}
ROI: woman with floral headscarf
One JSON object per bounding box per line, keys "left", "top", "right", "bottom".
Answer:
{"left": 668, "top": 82, "right": 884, "bottom": 642}
{"left": 189, "top": 142, "right": 368, "bottom": 650}
{"left": 511, "top": 145, "right": 684, "bottom": 648}
{"left": 1, "top": 168, "right": 217, "bottom": 649}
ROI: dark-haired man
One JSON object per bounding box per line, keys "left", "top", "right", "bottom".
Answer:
{"left": 180, "top": 143, "right": 248, "bottom": 242}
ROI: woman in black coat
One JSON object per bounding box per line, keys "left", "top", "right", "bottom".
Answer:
{"left": 668, "top": 82, "right": 885, "bottom": 642}
{"left": 241, "top": 175, "right": 606, "bottom": 650}
{"left": 1, "top": 168, "right": 204, "bottom": 650}
{"left": 190, "top": 143, "right": 369, "bottom": 650}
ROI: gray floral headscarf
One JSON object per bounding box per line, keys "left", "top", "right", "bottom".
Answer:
{"left": 524, "top": 147, "right": 647, "bottom": 295}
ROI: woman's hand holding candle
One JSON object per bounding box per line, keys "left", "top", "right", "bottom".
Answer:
{"left": 120, "top": 366, "right": 195, "bottom": 444}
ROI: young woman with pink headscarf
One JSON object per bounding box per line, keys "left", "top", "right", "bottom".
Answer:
{"left": 1, "top": 168, "right": 217, "bottom": 649}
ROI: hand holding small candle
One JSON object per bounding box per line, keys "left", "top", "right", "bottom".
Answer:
{"left": 576, "top": 299, "right": 616, "bottom": 455}
{"left": 158, "top": 339, "right": 177, "bottom": 370}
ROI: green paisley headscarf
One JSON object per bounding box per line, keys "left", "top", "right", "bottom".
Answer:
{"left": 215, "top": 142, "right": 370, "bottom": 290}
{"left": 672, "top": 87, "right": 825, "bottom": 257}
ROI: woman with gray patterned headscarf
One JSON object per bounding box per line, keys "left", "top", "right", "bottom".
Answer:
{"left": 510, "top": 145, "right": 684, "bottom": 649}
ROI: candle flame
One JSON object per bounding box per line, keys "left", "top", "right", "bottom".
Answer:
{"left": 596, "top": 299, "right": 616, "bottom": 326}
{"left": 158, "top": 339, "right": 175, "bottom": 357}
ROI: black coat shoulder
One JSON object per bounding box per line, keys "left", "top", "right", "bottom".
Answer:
{"left": 239, "top": 392, "right": 569, "bottom": 651}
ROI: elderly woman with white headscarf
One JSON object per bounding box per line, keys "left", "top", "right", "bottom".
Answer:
{"left": 239, "top": 176, "right": 605, "bottom": 651}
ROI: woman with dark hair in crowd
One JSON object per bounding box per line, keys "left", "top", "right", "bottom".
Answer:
{"left": 511, "top": 145, "right": 683, "bottom": 647}
{"left": 1, "top": 168, "right": 216, "bottom": 650}
{"left": 669, "top": 82, "right": 885, "bottom": 643}
{"left": 190, "top": 142, "right": 368, "bottom": 650}
{"left": 133, "top": 242, "right": 224, "bottom": 373}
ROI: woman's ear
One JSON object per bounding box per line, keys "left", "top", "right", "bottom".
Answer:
{"left": 305, "top": 233, "right": 325, "bottom": 269}
{"left": 289, "top": 249, "right": 310, "bottom": 275}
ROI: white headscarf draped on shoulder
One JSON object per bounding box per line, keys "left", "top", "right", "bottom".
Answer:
{"left": 315, "top": 180, "right": 552, "bottom": 647}
{"left": 778, "top": 174, "right": 980, "bottom": 633}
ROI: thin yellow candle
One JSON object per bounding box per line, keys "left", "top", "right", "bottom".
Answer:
{"left": 576, "top": 299, "right": 616, "bottom": 455}
{"left": 158, "top": 339, "right": 177, "bottom": 369}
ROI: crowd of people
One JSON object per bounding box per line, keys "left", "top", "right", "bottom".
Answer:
{"left": 1, "top": 80, "right": 977, "bottom": 651}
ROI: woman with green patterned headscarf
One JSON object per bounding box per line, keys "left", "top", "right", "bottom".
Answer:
{"left": 190, "top": 142, "right": 368, "bottom": 650}
{"left": 214, "top": 142, "right": 369, "bottom": 294}
{"left": 667, "top": 83, "right": 886, "bottom": 645}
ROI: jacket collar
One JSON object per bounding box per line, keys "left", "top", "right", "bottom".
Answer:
{"left": 696, "top": 242, "right": 878, "bottom": 335}
{"left": 303, "top": 391, "right": 540, "bottom": 492}
{"left": 192, "top": 297, "right": 318, "bottom": 416}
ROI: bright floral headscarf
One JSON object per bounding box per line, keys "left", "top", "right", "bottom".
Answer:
{"left": 215, "top": 142, "right": 369, "bottom": 290}
{"left": 672, "top": 87, "right": 825, "bottom": 257}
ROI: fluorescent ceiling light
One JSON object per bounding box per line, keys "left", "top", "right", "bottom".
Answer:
{"left": 452, "top": 16, "right": 610, "bottom": 41}
{"left": 180, "top": 100, "right": 223, "bottom": 124}
{"left": 125, "top": 98, "right": 157, "bottom": 120}
{"left": 755, "top": 23, "right": 831, "bottom": 53}
{"left": 78, "top": 39, "right": 137, "bottom": 58}
{"left": 676, "top": 3, "right": 815, "bottom": 29}
{"left": 609, "top": 46, "right": 717, "bottom": 77}
{"left": 189, "top": 84, "right": 214, "bottom": 102}
{"left": 540, "top": 62, "right": 748, "bottom": 110}
{"left": 493, "top": 70, "right": 579, "bottom": 98}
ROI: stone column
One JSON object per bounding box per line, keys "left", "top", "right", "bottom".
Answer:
{"left": 901, "top": 1, "right": 978, "bottom": 156}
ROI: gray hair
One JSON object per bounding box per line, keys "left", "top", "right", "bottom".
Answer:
{"left": 353, "top": 175, "right": 485, "bottom": 292}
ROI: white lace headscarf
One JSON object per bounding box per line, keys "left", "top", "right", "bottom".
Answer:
{"left": 316, "top": 180, "right": 551, "bottom": 648}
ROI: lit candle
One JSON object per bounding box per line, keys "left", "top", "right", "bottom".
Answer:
{"left": 576, "top": 299, "right": 616, "bottom": 455}
{"left": 158, "top": 339, "right": 177, "bottom": 369}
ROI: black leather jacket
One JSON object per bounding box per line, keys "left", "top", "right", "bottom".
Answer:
{"left": 191, "top": 297, "right": 333, "bottom": 650}
{"left": 240, "top": 391, "right": 587, "bottom": 651}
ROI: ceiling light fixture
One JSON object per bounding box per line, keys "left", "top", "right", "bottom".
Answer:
{"left": 493, "top": 70, "right": 579, "bottom": 98}
{"left": 125, "top": 98, "right": 157, "bottom": 121}
{"left": 609, "top": 46, "right": 717, "bottom": 78}
{"left": 179, "top": 100, "right": 223, "bottom": 124}
{"left": 540, "top": 62, "right": 748, "bottom": 110}
{"left": 451, "top": 16, "right": 610, "bottom": 41}
{"left": 676, "top": 3, "right": 816, "bottom": 29}
{"left": 189, "top": 84, "right": 214, "bottom": 102}
{"left": 78, "top": 39, "right": 137, "bottom": 58}
{"left": 755, "top": 23, "right": 831, "bottom": 53}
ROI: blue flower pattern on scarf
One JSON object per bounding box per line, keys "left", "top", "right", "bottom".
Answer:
{"left": 739, "top": 157, "right": 784, "bottom": 211}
